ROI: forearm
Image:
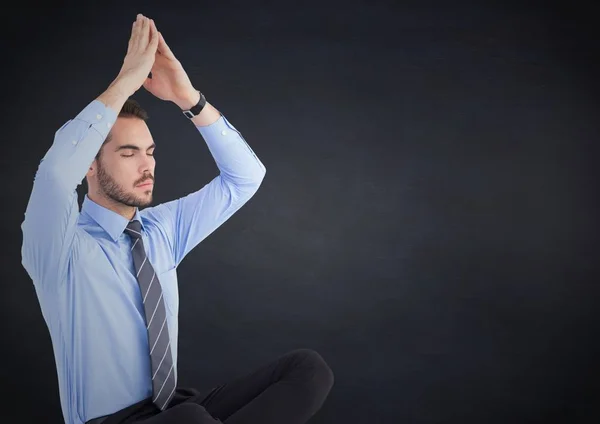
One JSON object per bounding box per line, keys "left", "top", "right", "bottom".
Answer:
{"left": 176, "top": 88, "right": 265, "bottom": 186}
{"left": 96, "top": 76, "right": 135, "bottom": 115}
{"left": 175, "top": 89, "right": 221, "bottom": 127}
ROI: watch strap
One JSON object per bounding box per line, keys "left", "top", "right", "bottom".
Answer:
{"left": 182, "top": 92, "right": 206, "bottom": 119}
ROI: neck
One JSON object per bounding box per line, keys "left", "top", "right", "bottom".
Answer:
{"left": 88, "top": 191, "right": 137, "bottom": 221}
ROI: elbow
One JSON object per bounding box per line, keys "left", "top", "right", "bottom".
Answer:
{"left": 250, "top": 167, "right": 266, "bottom": 190}
{"left": 255, "top": 161, "right": 266, "bottom": 182}
{"left": 256, "top": 166, "right": 266, "bottom": 183}
{"left": 234, "top": 169, "right": 266, "bottom": 199}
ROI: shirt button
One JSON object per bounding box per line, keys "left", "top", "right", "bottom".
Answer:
{"left": 72, "top": 140, "right": 77, "bottom": 145}
{"left": 221, "top": 130, "right": 227, "bottom": 136}
{"left": 96, "top": 114, "right": 102, "bottom": 120}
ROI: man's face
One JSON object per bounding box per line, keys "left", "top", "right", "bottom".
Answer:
{"left": 91, "top": 117, "right": 156, "bottom": 208}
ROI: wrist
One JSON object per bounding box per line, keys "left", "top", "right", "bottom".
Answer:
{"left": 110, "top": 75, "right": 136, "bottom": 98}
{"left": 176, "top": 89, "right": 201, "bottom": 110}
{"left": 98, "top": 76, "right": 135, "bottom": 114}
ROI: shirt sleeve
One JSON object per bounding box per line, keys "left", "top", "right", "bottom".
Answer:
{"left": 144, "top": 114, "right": 266, "bottom": 267}
{"left": 21, "top": 99, "right": 117, "bottom": 290}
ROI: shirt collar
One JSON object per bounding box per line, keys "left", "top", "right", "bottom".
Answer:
{"left": 82, "top": 194, "right": 145, "bottom": 242}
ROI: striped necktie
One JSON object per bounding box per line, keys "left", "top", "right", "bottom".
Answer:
{"left": 125, "top": 219, "right": 177, "bottom": 410}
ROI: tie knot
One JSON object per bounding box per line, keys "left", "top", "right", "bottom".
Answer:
{"left": 125, "top": 220, "right": 143, "bottom": 239}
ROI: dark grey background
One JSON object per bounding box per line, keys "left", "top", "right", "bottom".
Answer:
{"left": 2, "top": 1, "right": 599, "bottom": 422}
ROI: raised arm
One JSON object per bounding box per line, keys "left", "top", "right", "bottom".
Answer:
{"left": 136, "top": 21, "right": 267, "bottom": 266}
{"left": 21, "top": 14, "right": 160, "bottom": 290}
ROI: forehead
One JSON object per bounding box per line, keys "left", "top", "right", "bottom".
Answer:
{"left": 110, "top": 117, "right": 154, "bottom": 148}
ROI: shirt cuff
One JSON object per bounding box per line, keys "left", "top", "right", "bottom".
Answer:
{"left": 74, "top": 99, "right": 119, "bottom": 141}
{"left": 196, "top": 114, "right": 242, "bottom": 140}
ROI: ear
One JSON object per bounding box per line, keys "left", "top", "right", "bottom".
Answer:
{"left": 86, "top": 160, "right": 97, "bottom": 178}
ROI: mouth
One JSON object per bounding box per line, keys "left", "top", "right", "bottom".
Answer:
{"left": 137, "top": 181, "right": 153, "bottom": 188}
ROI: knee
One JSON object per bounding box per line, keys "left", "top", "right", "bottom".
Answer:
{"left": 291, "top": 348, "right": 335, "bottom": 391}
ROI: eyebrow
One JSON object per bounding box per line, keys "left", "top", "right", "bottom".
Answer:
{"left": 114, "top": 143, "right": 156, "bottom": 152}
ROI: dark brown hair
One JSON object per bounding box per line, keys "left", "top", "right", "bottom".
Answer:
{"left": 95, "top": 97, "right": 149, "bottom": 161}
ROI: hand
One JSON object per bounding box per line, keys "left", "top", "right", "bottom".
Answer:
{"left": 115, "top": 14, "right": 159, "bottom": 96}
{"left": 141, "top": 29, "right": 198, "bottom": 107}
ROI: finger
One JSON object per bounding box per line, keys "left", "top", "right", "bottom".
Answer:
{"left": 138, "top": 16, "right": 150, "bottom": 50}
{"left": 148, "top": 19, "right": 159, "bottom": 51}
{"left": 132, "top": 14, "right": 144, "bottom": 51}
{"left": 128, "top": 16, "right": 141, "bottom": 52}
{"left": 158, "top": 32, "right": 175, "bottom": 60}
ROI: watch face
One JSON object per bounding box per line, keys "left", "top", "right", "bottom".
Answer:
{"left": 183, "top": 110, "right": 194, "bottom": 119}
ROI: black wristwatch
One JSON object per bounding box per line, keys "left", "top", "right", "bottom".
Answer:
{"left": 182, "top": 92, "right": 207, "bottom": 119}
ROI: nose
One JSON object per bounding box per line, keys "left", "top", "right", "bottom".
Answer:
{"left": 139, "top": 155, "right": 155, "bottom": 173}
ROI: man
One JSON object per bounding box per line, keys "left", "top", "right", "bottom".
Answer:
{"left": 21, "top": 13, "right": 334, "bottom": 424}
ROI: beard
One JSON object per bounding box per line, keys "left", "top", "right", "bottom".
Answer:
{"left": 96, "top": 159, "right": 153, "bottom": 208}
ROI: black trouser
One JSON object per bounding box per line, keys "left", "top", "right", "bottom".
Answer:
{"left": 86, "top": 349, "right": 334, "bottom": 424}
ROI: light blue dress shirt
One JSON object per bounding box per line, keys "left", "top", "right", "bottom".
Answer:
{"left": 20, "top": 98, "right": 266, "bottom": 424}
